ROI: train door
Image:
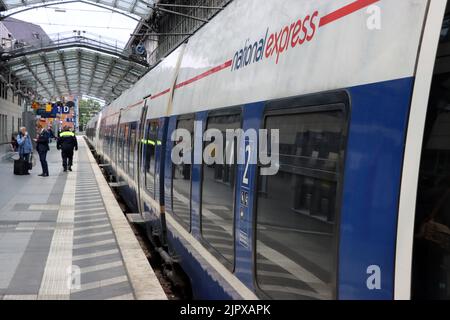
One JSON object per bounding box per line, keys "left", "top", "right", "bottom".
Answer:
{"left": 94, "top": 112, "right": 102, "bottom": 151}
{"left": 411, "top": 2, "right": 450, "bottom": 300}
{"left": 137, "top": 100, "right": 149, "bottom": 216}
{"left": 114, "top": 108, "right": 124, "bottom": 182}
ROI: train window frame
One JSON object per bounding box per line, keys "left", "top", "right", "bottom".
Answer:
{"left": 122, "top": 123, "right": 127, "bottom": 171}
{"left": 110, "top": 125, "right": 115, "bottom": 156}
{"left": 252, "top": 90, "right": 350, "bottom": 300}
{"left": 129, "top": 122, "right": 137, "bottom": 180}
{"left": 125, "top": 123, "right": 132, "bottom": 175}
{"left": 118, "top": 124, "right": 125, "bottom": 169}
{"left": 199, "top": 106, "right": 243, "bottom": 272}
{"left": 170, "top": 114, "right": 195, "bottom": 232}
{"left": 144, "top": 118, "right": 160, "bottom": 198}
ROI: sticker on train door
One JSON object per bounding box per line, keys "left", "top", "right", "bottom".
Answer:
{"left": 239, "top": 138, "right": 252, "bottom": 249}
{"left": 242, "top": 140, "right": 251, "bottom": 187}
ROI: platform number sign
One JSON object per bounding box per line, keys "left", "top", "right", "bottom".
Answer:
{"left": 243, "top": 139, "right": 251, "bottom": 186}
{"left": 52, "top": 105, "right": 71, "bottom": 115}
{"left": 239, "top": 138, "right": 252, "bottom": 250}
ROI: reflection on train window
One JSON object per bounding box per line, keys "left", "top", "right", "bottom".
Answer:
{"left": 172, "top": 118, "right": 194, "bottom": 230}
{"left": 129, "top": 124, "right": 137, "bottom": 179}
{"left": 110, "top": 126, "right": 115, "bottom": 157}
{"left": 256, "top": 108, "right": 346, "bottom": 300}
{"left": 118, "top": 124, "right": 125, "bottom": 168}
{"left": 201, "top": 113, "right": 241, "bottom": 268}
{"left": 154, "top": 121, "right": 163, "bottom": 200}
{"left": 412, "top": 53, "right": 450, "bottom": 299}
{"left": 145, "top": 119, "right": 159, "bottom": 197}
{"left": 124, "top": 124, "right": 130, "bottom": 173}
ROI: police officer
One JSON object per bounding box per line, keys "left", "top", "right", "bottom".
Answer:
{"left": 57, "top": 126, "right": 78, "bottom": 172}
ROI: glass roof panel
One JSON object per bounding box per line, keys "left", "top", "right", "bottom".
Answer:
{"left": 1, "top": 0, "right": 155, "bottom": 19}
{"left": 6, "top": 47, "right": 147, "bottom": 100}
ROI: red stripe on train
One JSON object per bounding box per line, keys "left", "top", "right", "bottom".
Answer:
{"left": 151, "top": 88, "right": 171, "bottom": 100}
{"left": 319, "top": 0, "right": 380, "bottom": 27}
{"left": 175, "top": 60, "right": 233, "bottom": 89}
{"left": 109, "top": 0, "right": 380, "bottom": 109}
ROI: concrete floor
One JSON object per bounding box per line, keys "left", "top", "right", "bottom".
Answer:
{"left": 0, "top": 138, "right": 166, "bottom": 300}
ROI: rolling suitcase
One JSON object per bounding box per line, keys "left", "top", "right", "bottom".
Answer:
{"left": 14, "top": 159, "right": 29, "bottom": 175}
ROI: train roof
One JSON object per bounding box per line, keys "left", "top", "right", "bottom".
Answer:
{"left": 170, "top": 0, "right": 427, "bottom": 116}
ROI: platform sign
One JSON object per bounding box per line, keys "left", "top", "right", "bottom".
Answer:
{"left": 36, "top": 109, "right": 54, "bottom": 119}
{"left": 51, "top": 104, "right": 71, "bottom": 115}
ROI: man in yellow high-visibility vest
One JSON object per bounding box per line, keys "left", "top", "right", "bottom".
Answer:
{"left": 57, "top": 126, "right": 78, "bottom": 172}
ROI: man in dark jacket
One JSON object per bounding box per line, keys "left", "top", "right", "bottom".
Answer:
{"left": 57, "top": 126, "right": 78, "bottom": 172}
{"left": 48, "top": 127, "right": 55, "bottom": 143}
{"left": 34, "top": 126, "right": 50, "bottom": 177}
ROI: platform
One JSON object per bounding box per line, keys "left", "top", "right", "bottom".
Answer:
{"left": 0, "top": 137, "right": 167, "bottom": 300}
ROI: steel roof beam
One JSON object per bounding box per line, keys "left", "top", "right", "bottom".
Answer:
{"left": 155, "top": 3, "right": 224, "bottom": 10}
{"left": 58, "top": 51, "right": 71, "bottom": 95}
{"left": 77, "top": 50, "right": 82, "bottom": 95}
{"left": 9, "top": 57, "right": 145, "bottom": 78}
{"left": 39, "top": 53, "right": 62, "bottom": 98}
{"left": 21, "top": 56, "right": 52, "bottom": 98}
{"left": 111, "top": 64, "right": 133, "bottom": 93}
{"left": 0, "top": 0, "right": 151, "bottom": 25}
{"left": 87, "top": 54, "right": 100, "bottom": 94}
{"left": 4, "top": 43, "right": 148, "bottom": 67}
{"left": 130, "top": 0, "right": 138, "bottom": 13}
{"left": 151, "top": 4, "right": 208, "bottom": 23}
{"left": 96, "top": 59, "right": 117, "bottom": 97}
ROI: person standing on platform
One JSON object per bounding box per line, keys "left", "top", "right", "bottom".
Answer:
{"left": 57, "top": 126, "right": 78, "bottom": 172}
{"left": 48, "top": 127, "right": 55, "bottom": 143}
{"left": 34, "top": 126, "right": 50, "bottom": 177}
{"left": 10, "top": 134, "right": 18, "bottom": 152}
{"left": 16, "top": 127, "right": 32, "bottom": 175}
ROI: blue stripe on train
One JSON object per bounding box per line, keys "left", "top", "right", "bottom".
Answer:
{"left": 169, "top": 77, "right": 415, "bottom": 300}
{"left": 339, "top": 77, "right": 414, "bottom": 300}
{"left": 113, "top": 77, "right": 415, "bottom": 300}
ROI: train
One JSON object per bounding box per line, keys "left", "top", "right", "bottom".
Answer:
{"left": 86, "top": 0, "right": 450, "bottom": 300}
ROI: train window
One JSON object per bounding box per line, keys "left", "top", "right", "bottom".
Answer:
{"left": 255, "top": 106, "right": 346, "bottom": 300}
{"left": 106, "top": 126, "right": 110, "bottom": 155}
{"left": 117, "top": 126, "right": 120, "bottom": 165}
{"left": 124, "top": 124, "right": 130, "bottom": 173}
{"left": 145, "top": 119, "right": 159, "bottom": 197}
{"left": 171, "top": 117, "right": 194, "bottom": 230}
{"left": 412, "top": 8, "right": 450, "bottom": 300}
{"left": 117, "top": 124, "right": 125, "bottom": 168}
{"left": 118, "top": 124, "right": 125, "bottom": 168}
{"left": 130, "top": 124, "right": 137, "bottom": 179}
{"left": 117, "top": 125, "right": 121, "bottom": 166}
{"left": 201, "top": 112, "right": 241, "bottom": 268}
{"left": 109, "top": 126, "right": 115, "bottom": 156}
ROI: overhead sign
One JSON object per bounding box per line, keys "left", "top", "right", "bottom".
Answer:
{"left": 36, "top": 108, "right": 56, "bottom": 119}
{"left": 52, "top": 105, "right": 71, "bottom": 115}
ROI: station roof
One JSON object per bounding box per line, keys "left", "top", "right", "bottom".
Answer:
{"left": 0, "top": 0, "right": 155, "bottom": 19}
{"left": 0, "top": 1, "right": 157, "bottom": 102}
{"left": 4, "top": 46, "right": 147, "bottom": 102}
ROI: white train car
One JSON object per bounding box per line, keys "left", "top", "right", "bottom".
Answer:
{"left": 87, "top": 0, "right": 450, "bottom": 300}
